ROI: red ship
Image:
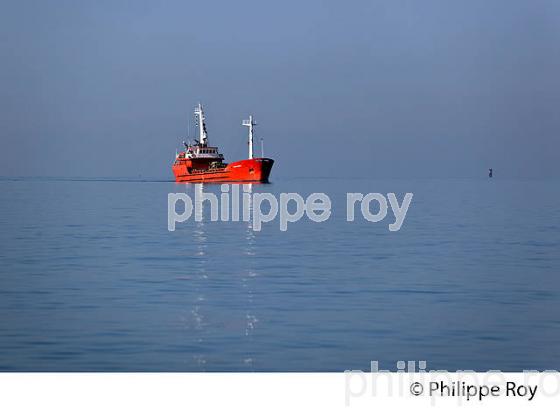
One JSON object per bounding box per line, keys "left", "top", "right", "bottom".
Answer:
{"left": 172, "top": 103, "right": 274, "bottom": 183}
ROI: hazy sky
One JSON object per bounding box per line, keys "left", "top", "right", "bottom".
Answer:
{"left": 1, "top": 0, "right": 559, "bottom": 178}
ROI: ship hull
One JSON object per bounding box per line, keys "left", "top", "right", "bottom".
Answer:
{"left": 173, "top": 158, "right": 274, "bottom": 183}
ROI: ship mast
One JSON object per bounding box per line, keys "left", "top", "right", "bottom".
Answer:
{"left": 242, "top": 115, "right": 256, "bottom": 159}
{"left": 194, "top": 103, "right": 208, "bottom": 146}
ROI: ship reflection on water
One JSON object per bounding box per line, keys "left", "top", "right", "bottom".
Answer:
{"left": 242, "top": 184, "right": 258, "bottom": 369}
{"left": 185, "top": 183, "right": 258, "bottom": 370}
{"left": 190, "top": 183, "right": 209, "bottom": 367}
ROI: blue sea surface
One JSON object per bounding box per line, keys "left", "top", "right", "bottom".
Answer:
{"left": 0, "top": 177, "right": 559, "bottom": 371}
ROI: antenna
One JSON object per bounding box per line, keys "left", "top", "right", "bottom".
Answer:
{"left": 194, "top": 103, "right": 208, "bottom": 146}
{"left": 242, "top": 115, "right": 256, "bottom": 159}
{"left": 186, "top": 113, "right": 190, "bottom": 141}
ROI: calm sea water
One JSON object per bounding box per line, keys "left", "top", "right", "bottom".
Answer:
{"left": 0, "top": 177, "right": 559, "bottom": 371}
